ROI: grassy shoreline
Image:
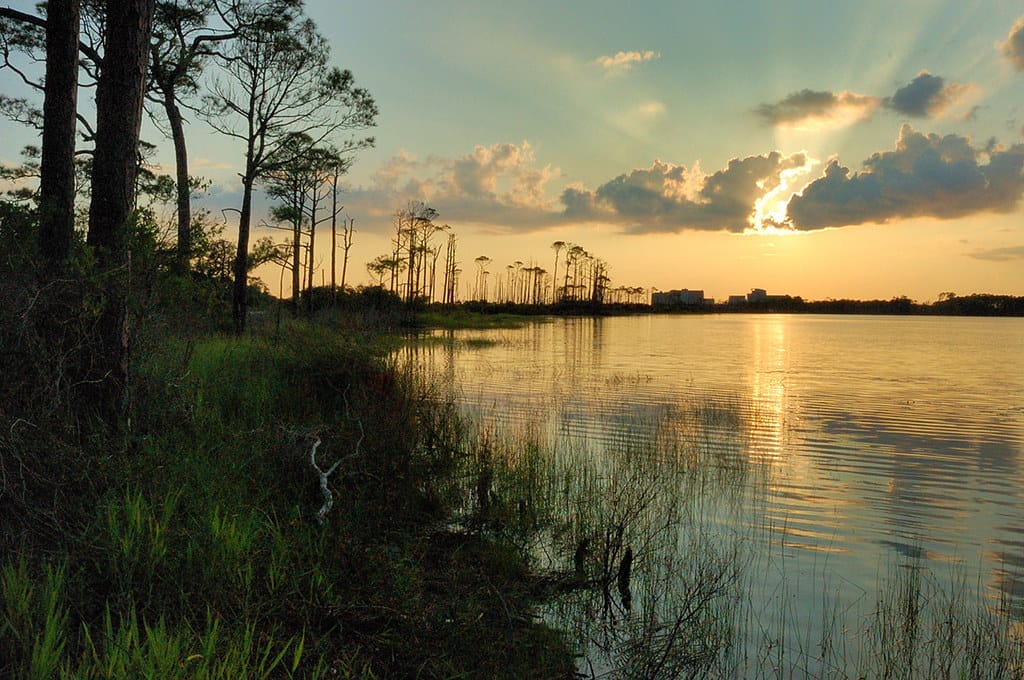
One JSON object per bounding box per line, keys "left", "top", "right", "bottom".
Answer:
{"left": 0, "top": 315, "right": 575, "bottom": 678}
{"left": 4, "top": 291, "right": 1023, "bottom": 677}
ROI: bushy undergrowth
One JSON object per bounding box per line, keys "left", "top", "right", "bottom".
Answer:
{"left": 0, "top": 266, "right": 573, "bottom": 678}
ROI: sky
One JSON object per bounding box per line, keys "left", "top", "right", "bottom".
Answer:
{"left": 3, "top": 0, "right": 1024, "bottom": 301}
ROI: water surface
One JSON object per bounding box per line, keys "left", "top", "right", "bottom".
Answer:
{"left": 408, "top": 313, "right": 1024, "bottom": 665}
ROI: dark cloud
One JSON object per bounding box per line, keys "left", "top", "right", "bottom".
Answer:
{"left": 785, "top": 125, "right": 1024, "bottom": 230}
{"left": 1000, "top": 17, "right": 1024, "bottom": 71}
{"left": 757, "top": 89, "right": 879, "bottom": 128}
{"left": 967, "top": 245, "right": 1024, "bottom": 261}
{"left": 884, "top": 72, "right": 972, "bottom": 118}
{"left": 560, "top": 153, "right": 810, "bottom": 233}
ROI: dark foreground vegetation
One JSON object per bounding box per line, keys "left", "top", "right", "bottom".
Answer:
{"left": 0, "top": 239, "right": 573, "bottom": 678}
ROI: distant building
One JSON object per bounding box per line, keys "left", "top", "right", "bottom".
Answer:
{"left": 726, "top": 289, "right": 795, "bottom": 306}
{"left": 747, "top": 288, "right": 767, "bottom": 303}
{"left": 652, "top": 288, "right": 706, "bottom": 306}
{"left": 734, "top": 288, "right": 796, "bottom": 307}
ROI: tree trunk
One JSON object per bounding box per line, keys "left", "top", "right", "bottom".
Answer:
{"left": 162, "top": 86, "right": 192, "bottom": 271}
{"left": 38, "top": 0, "right": 80, "bottom": 268}
{"left": 306, "top": 194, "right": 317, "bottom": 309}
{"left": 232, "top": 173, "right": 254, "bottom": 333}
{"left": 85, "top": 0, "right": 156, "bottom": 416}
{"left": 330, "top": 173, "right": 337, "bottom": 294}
{"left": 341, "top": 218, "right": 353, "bottom": 291}
{"left": 290, "top": 185, "right": 302, "bottom": 312}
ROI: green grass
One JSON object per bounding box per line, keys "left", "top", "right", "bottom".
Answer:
{"left": 0, "top": 315, "right": 575, "bottom": 678}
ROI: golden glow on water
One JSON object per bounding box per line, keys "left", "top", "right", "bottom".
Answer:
{"left": 749, "top": 314, "right": 787, "bottom": 457}
{"left": 408, "top": 314, "right": 1024, "bottom": 623}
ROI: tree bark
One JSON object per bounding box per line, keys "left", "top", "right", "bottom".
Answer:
{"left": 85, "top": 0, "right": 156, "bottom": 417}
{"left": 330, "top": 173, "right": 337, "bottom": 294}
{"left": 38, "top": 0, "right": 80, "bottom": 268}
{"left": 163, "top": 86, "right": 192, "bottom": 271}
{"left": 233, "top": 173, "right": 255, "bottom": 333}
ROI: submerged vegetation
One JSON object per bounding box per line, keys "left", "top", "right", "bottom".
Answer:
{"left": 404, "top": 334, "right": 1024, "bottom": 677}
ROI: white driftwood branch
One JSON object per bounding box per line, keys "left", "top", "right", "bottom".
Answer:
{"left": 308, "top": 418, "right": 364, "bottom": 525}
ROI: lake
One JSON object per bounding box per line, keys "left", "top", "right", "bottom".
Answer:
{"left": 405, "top": 313, "right": 1024, "bottom": 674}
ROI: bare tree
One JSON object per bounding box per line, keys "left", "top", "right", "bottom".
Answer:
{"left": 474, "top": 255, "right": 491, "bottom": 301}
{"left": 339, "top": 215, "right": 354, "bottom": 291}
{"left": 442, "top": 231, "right": 457, "bottom": 304}
{"left": 551, "top": 240, "right": 565, "bottom": 303}
{"left": 327, "top": 160, "right": 354, "bottom": 294}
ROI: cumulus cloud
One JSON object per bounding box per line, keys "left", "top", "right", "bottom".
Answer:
{"left": 594, "top": 50, "right": 660, "bottom": 73}
{"left": 347, "top": 142, "right": 563, "bottom": 231}
{"left": 561, "top": 152, "right": 811, "bottom": 233}
{"left": 885, "top": 71, "right": 975, "bottom": 118}
{"left": 785, "top": 124, "right": 1024, "bottom": 230}
{"left": 1000, "top": 17, "right": 1024, "bottom": 71}
{"left": 968, "top": 245, "right": 1024, "bottom": 261}
{"left": 757, "top": 89, "right": 881, "bottom": 130}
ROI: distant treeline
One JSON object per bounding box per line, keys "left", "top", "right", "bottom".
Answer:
{"left": 683, "top": 294, "right": 1024, "bottom": 316}
{"left": 285, "top": 287, "right": 1024, "bottom": 318}
{"left": 421, "top": 293, "right": 1024, "bottom": 317}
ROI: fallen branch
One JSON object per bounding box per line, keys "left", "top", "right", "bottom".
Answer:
{"left": 308, "top": 418, "right": 364, "bottom": 526}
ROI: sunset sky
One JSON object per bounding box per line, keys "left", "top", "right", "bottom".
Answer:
{"left": 3, "top": 0, "right": 1024, "bottom": 301}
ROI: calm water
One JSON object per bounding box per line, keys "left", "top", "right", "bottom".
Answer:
{"left": 408, "top": 313, "right": 1024, "bottom": 666}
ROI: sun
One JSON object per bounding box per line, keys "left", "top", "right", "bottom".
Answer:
{"left": 750, "top": 153, "right": 817, "bottom": 234}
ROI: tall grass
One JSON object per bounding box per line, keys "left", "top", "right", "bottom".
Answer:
{"left": 438, "top": 395, "right": 762, "bottom": 678}
{"left": 1, "top": 316, "right": 574, "bottom": 678}
{"left": 410, "top": 337, "right": 1024, "bottom": 678}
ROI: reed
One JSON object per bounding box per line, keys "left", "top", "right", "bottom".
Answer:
{"left": 429, "top": 360, "right": 1024, "bottom": 678}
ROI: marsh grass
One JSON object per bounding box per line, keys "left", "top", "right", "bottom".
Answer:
{"left": 418, "top": 341, "right": 1024, "bottom": 678}
{"left": 1, "top": 316, "right": 576, "bottom": 678}
{"left": 440, "top": 393, "right": 764, "bottom": 677}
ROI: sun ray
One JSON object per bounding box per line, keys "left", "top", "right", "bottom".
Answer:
{"left": 749, "top": 153, "right": 817, "bottom": 234}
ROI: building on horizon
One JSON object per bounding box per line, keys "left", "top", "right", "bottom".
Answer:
{"left": 725, "top": 288, "right": 795, "bottom": 305}
{"left": 652, "top": 289, "right": 708, "bottom": 306}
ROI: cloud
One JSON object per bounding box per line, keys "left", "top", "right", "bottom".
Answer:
{"left": 785, "top": 124, "right": 1024, "bottom": 230}
{"left": 757, "top": 89, "right": 881, "bottom": 130}
{"left": 561, "top": 152, "right": 811, "bottom": 233}
{"left": 594, "top": 50, "right": 660, "bottom": 73}
{"left": 635, "top": 100, "right": 666, "bottom": 117}
{"left": 967, "top": 245, "right": 1024, "bottom": 261}
{"left": 1000, "top": 17, "right": 1024, "bottom": 71}
{"left": 346, "top": 142, "right": 563, "bottom": 231}
{"left": 884, "top": 71, "right": 975, "bottom": 118}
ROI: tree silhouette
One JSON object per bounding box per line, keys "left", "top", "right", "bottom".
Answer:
{"left": 339, "top": 215, "right": 355, "bottom": 291}
{"left": 551, "top": 240, "right": 565, "bottom": 303}
{"left": 441, "top": 231, "right": 458, "bottom": 304}
{"left": 147, "top": 0, "right": 240, "bottom": 270}
{"left": 201, "top": 7, "right": 376, "bottom": 332}
{"left": 474, "top": 255, "right": 491, "bottom": 301}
